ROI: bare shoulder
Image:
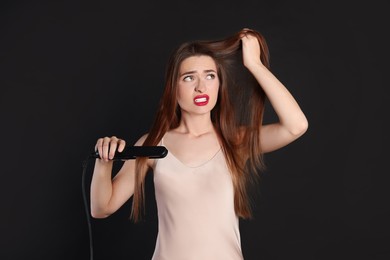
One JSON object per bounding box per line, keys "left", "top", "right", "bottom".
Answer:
{"left": 133, "top": 133, "right": 156, "bottom": 168}
{"left": 134, "top": 133, "right": 149, "bottom": 146}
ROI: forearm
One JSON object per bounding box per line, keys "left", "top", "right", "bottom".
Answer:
{"left": 248, "top": 63, "right": 308, "bottom": 135}
{"left": 90, "top": 159, "right": 114, "bottom": 218}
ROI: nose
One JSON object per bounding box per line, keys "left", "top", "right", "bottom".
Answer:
{"left": 195, "top": 79, "right": 206, "bottom": 93}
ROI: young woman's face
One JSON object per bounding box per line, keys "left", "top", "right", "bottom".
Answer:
{"left": 176, "top": 55, "right": 219, "bottom": 115}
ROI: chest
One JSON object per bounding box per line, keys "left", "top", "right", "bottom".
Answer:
{"left": 153, "top": 150, "right": 234, "bottom": 207}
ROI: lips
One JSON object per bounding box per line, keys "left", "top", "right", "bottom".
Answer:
{"left": 193, "top": 94, "right": 209, "bottom": 106}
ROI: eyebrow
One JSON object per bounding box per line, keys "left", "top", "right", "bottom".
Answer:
{"left": 179, "top": 69, "right": 217, "bottom": 77}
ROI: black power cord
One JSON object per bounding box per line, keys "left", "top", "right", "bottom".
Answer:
{"left": 81, "top": 156, "right": 94, "bottom": 260}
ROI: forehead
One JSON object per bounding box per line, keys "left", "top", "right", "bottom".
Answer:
{"left": 179, "top": 55, "right": 217, "bottom": 72}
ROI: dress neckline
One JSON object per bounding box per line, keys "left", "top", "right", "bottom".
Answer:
{"left": 161, "top": 137, "right": 222, "bottom": 168}
{"left": 167, "top": 148, "right": 222, "bottom": 168}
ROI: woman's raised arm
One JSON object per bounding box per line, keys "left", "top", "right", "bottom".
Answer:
{"left": 241, "top": 32, "right": 308, "bottom": 153}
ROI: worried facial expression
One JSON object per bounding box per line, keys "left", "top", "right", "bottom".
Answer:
{"left": 176, "top": 55, "right": 220, "bottom": 115}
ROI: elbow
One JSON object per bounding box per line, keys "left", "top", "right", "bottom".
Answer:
{"left": 290, "top": 118, "right": 309, "bottom": 137}
{"left": 91, "top": 212, "right": 110, "bottom": 219}
{"left": 90, "top": 206, "right": 112, "bottom": 219}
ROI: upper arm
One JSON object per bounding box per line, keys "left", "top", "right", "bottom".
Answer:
{"left": 260, "top": 122, "right": 307, "bottom": 153}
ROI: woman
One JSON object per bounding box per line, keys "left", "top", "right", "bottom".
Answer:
{"left": 90, "top": 28, "right": 308, "bottom": 260}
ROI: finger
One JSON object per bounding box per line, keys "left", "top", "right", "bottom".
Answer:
{"left": 239, "top": 32, "right": 248, "bottom": 39}
{"left": 96, "top": 138, "right": 104, "bottom": 159}
{"left": 102, "top": 136, "right": 111, "bottom": 161}
{"left": 117, "top": 139, "right": 126, "bottom": 152}
{"left": 108, "top": 136, "right": 119, "bottom": 160}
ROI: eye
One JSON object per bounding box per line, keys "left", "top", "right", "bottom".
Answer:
{"left": 206, "top": 73, "right": 216, "bottom": 80}
{"left": 183, "top": 75, "right": 193, "bottom": 82}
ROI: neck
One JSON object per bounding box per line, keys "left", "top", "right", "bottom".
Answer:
{"left": 177, "top": 112, "right": 214, "bottom": 137}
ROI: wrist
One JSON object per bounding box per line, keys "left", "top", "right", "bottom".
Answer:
{"left": 95, "top": 158, "right": 114, "bottom": 167}
{"left": 244, "top": 61, "right": 266, "bottom": 73}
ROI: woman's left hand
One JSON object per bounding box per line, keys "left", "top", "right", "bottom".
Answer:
{"left": 240, "top": 31, "right": 263, "bottom": 69}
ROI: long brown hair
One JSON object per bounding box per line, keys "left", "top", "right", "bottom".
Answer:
{"left": 131, "top": 28, "right": 270, "bottom": 222}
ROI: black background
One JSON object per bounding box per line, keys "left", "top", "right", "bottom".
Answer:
{"left": 1, "top": 1, "right": 389, "bottom": 259}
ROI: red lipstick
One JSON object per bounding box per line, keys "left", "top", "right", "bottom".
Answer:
{"left": 193, "top": 94, "right": 209, "bottom": 106}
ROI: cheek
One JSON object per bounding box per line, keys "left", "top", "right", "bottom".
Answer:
{"left": 177, "top": 86, "right": 188, "bottom": 100}
{"left": 176, "top": 85, "right": 192, "bottom": 107}
{"left": 208, "top": 85, "right": 220, "bottom": 108}
{"left": 210, "top": 82, "right": 220, "bottom": 98}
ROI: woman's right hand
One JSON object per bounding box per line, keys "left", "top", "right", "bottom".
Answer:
{"left": 95, "top": 136, "right": 126, "bottom": 162}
